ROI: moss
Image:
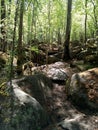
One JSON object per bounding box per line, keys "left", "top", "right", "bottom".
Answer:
{"left": 0, "top": 82, "right": 9, "bottom": 97}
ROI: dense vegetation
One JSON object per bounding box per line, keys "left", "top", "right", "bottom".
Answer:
{"left": 0, "top": 0, "right": 98, "bottom": 130}
{"left": 0, "top": 0, "right": 98, "bottom": 70}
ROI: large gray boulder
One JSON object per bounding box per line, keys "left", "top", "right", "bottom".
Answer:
{"left": 32, "top": 62, "right": 73, "bottom": 82}
{"left": 46, "top": 68, "right": 68, "bottom": 81}
{"left": 68, "top": 68, "right": 98, "bottom": 110}
{"left": 0, "top": 73, "right": 52, "bottom": 130}
{"left": 59, "top": 115, "right": 90, "bottom": 130}
{"left": 15, "top": 73, "right": 53, "bottom": 106}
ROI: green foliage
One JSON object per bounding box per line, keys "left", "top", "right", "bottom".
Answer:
{"left": 31, "top": 46, "right": 39, "bottom": 53}
{"left": 0, "top": 0, "right": 98, "bottom": 50}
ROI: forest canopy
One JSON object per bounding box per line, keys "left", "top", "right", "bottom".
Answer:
{"left": 0, "top": 0, "right": 98, "bottom": 47}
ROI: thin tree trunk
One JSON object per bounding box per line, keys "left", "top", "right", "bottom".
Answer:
{"left": 9, "top": 0, "right": 19, "bottom": 124}
{"left": 91, "top": 0, "right": 98, "bottom": 36}
{"left": 8, "top": 0, "right": 12, "bottom": 15}
{"left": 1, "top": 0, "right": 6, "bottom": 52}
{"left": 33, "top": 0, "right": 37, "bottom": 40}
{"left": 63, "top": 0, "right": 72, "bottom": 61}
{"left": 48, "top": 0, "right": 51, "bottom": 44}
{"left": 17, "top": 0, "right": 24, "bottom": 75}
{"left": 85, "top": 0, "right": 87, "bottom": 43}
{"left": 58, "top": 28, "right": 61, "bottom": 45}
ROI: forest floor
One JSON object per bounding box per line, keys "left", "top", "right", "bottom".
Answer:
{"left": 0, "top": 59, "right": 98, "bottom": 130}
{"left": 44, "top": 81, "right": 98, "bottom": 130}
{"left": 42, "top": 61, "right": 98, "bottom": 130}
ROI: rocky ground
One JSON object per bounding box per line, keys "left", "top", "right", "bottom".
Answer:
{"left": 44, "top": 82, "right": 98, "bottom": 130}
{"left": 0, "top": 61, "right": 98, "bottom": 130}
{"left": 38, "top": 62, "right": 98, "bottom": 130}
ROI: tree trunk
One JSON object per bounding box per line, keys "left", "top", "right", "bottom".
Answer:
{"left": 33, "top": 0, "right": 37, "bottom": 40}
{"left": 58, "top": 28, "right": 62, "bottom": 45}
{"left": 91, "top": 0, "right": 98, "bottom": 36}
{"left": 9, "top": 0, "right": 19, "bottom": 123}
{"left": 85, "top": 0, "right": 87, "bottom": 43}
{"left": 48, "top": 0, "right": 51, "bottom": 44}
{"left": 1, "top": 0, "right": 6, "bottom": 52}
{"left": 63, "top": 0, "right": 72, "bottom": 61}
{"left": 8, "top": 0, "right": 12, "bottom": 15}
{"left": 17, "top": 0, "right": 24, "bottom": 75}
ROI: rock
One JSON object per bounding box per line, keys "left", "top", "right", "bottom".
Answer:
{"left": 69, "top": 40, "right": 83, "bottom": 59}
{"left": 0, "top": 51, "right": 9, "bottom": 69}
{"left": 46, "top": 64, "right": 73, "bottom": 82}
{"left": 59, "top": 115, "right": 90, "bottom": 130}
{"left": 0, "top": 51, "right": 17, "bottom": 70}
{"left": 0, "top": 73, "right": 51, "bottom": 130}
{"left": 48, "top": 61, "right": 70, "bottom": 69}
{"left": 22, "top": 61, "right": 35, "bottom": 75}
{"left": 84, "top": 54, "right": 98, "bottom": 64}
{"left": 68, "top": 68, "right": 98, "bottom": 110}
{"left": 31, "top": 50, "right": 46, "bottom": 65}
{"left": 86, "top": 38, "right": 98, "bottom": 47}
{"left": 47, "top": 55, "right": 60, "bottom": 64}
{"left": 79, "top": 38, "right": 98, "bottom": 63}
{"left": 12, "top": 72, "right": 53, "bottom": 106}
{"left": 70, "top": 46, "right": 82, "bottom": 59}
{"left": 54, "top": 51, "right": 63, "bottom": 59}
{"left": 70, "top": 60, "right": 94, "bottom": 71}
{"left": 46, "top": 68, "right": 68, "bottom": 81}
{"left": 30, "top": 62, "right": 73, "bottom": 85}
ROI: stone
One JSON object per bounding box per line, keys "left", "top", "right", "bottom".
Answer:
{"left": 12, "top": 72, "right": 53, "bottom": 106}
{"left": 59, "top": 115, "right": 90, "bottom": 130}
{"left": 47, "top": 55, "right": 60, "bottom": 64}
{"left": 31, "top": 62, "right": 72, "bottom": 82}
{"left": 68, "top": 68, "right": 98, "bottom": 110}
{"left": 46, "top": 68, "right": 68, "bottom": 81}
{"left": 0, "top": 51, "right": 17, "bottom": 70}
{"left": 1, "top": 73, "right": 51, "bottom": 130}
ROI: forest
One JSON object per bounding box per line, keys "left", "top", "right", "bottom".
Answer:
{"left": 0, "top": 0, "right": 98, "bottom": 130}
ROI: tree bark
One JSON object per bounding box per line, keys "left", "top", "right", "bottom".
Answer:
{"left": 63, "top": 0, "right": 72, "bottom": 61}
{"left": 9, "top": 0, "right": 19, "bottom": 124}
{"left": 58, "top": 28, "right": 62, "bottom": 45}
{"left": 1, "top": 0, "right": 6, "bottom": 52}
{"left": 17, "top": 0, "right": 24, "bottom": 75}
{"left": 85, "top": 0, "right": 87, "bottom": 43}
{"left": 48, "top": 0, "right": 51, "bottom": 44}
{"left": 91, "top": 0, "right": 98, "bottom": 36}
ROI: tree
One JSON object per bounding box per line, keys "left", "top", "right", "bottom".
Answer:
{"left": 1, "top": 0, "right": 6, "bottom": 52}
{"left": 17, "top": 0, "right": 25, "bottom": 75}
{"left": 63, "top": 0, "right": 72, "bottom": 60}
{"left": 48, "top": 0, "right": 51, "bottom": 44}
{"left": 9, "top": 0, "right": 19, "bottom": 123}
{"left": 91, "top": 0, "right": 98, "bottom": 36}
{"left": 85, "top": 0, "right": 87, "bottom": 43}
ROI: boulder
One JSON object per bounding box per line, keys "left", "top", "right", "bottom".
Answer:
{"left": 59, "top": 115, "right": 90, "bottom": 130}
{"left": 0, "top": 51, "right": 17, "bottom": 70}
{"left": 46, "top": 68, "right": 68, "bottom": 81}
{"left": 33, "top": 62, "right": 73, "bottom": 82}
{"left": 12, "top": 73, "right": 53, "bottom": 106}
{"left": 0, "top": 73, "right": 53, "bottom": 130}
{"left": 22, "top": 61, "right": 35, "bottom": 75}
{"left": 45, "top": 63, "right": 73, "bottom": 82}
{"left": 12, "top": 79, "right": 48, "bottom": 128}
{"left": 47, "top": 55, "right": 60, "bottom": 64}
{"left": 84, "top": 54, "right": 98, "bottom": 64}
{"left": 68, "top": 68, "right": 98, "bottom": 110}
{"left": 70, "top": 46, "right": 82, "bottom": 59}
{"left": 0, "top": 51, "right": 9, "bottom": 69}
{"left": 79, "top": 38, "right": 98, "bottom": 63}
